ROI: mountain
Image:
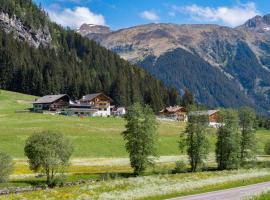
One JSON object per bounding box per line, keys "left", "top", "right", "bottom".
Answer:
{"left": 76, "top": 24, "right": 111, "bottom": 37}
{"left": 78, "top": 16, "right": 270, "bottom": 114}
{"left": 0, "top": 0, "right": 181, "bottom": 112}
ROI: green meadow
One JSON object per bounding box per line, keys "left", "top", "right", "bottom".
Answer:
{"left": 0, "top": 89, "right": 185, "bottom": 158}
{"left": 0, "top": 89, "right": 269, "bottom": 158}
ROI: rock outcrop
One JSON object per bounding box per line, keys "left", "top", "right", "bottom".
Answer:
{"left": 0, "top": 12, "right": 51, "bottom": 48}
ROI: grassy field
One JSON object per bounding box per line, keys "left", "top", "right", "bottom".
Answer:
{"left": 0, "top": 89, "right": 270, "bottom": 158}
{"left": 0, "top": 89, "right": 185, "bottom": 158}
{"left": 1, "top": 90, "right": 270, "bottom": 199}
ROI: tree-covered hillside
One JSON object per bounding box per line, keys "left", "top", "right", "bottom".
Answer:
{"left": 138, "top": 48, "right": 254, "bottom": 109}
{"left": 0, "top": 0, "right": 180, "bottom": 111}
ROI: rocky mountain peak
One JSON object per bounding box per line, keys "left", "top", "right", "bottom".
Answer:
{"left": 240, "top": 14, "right": 270, "bottom": 31}
{"left": 263, "top": 14, "right": 270, "bottom": 25}
{"left": 76, "top": 24, "right": 111, "bottom": 37}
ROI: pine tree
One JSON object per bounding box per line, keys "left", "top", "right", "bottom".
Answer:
{"left": 181, "top": 89, "right": 194, "bottom": 108}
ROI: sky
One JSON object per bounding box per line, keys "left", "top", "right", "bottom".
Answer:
{"left": 33, "top": 0, "right": 270, "bottom": 30}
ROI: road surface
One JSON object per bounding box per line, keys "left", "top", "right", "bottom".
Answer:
{"left": 169, "top": 181, "right": 270, "bottom": 200}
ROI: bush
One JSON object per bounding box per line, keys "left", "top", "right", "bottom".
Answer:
{"left": 172, "top": 161, "right": 187, "bottom": 174}
{"left": 264, "top": 140, "right": 270, "bottom": 155}
{"left": 0, "top": 152, "right": 14, "bottom": 183}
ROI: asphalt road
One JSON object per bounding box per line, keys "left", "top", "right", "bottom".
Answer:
{"left": 169, "top": 181, "right": 270, "bottom": 200}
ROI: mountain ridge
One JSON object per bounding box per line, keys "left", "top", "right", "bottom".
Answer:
{"left": 0, "top": 0, "right": 180, "bottom": 112}
{"left": 77, "top": 15, "right": 270, "bottom": 114}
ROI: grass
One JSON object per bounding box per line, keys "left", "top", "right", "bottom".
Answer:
{"left": 0, "top": 89, "right": 185, "bottom": 158}
{"left": 1, "top": 89, "right": 270, "bottom": 199}
{"left": 1, "top": 89, "right": 270, "bottom": 159}
{"left": 2, "top": 169, "right": 270, "bottom": 200}
{"left": 248, "top": 191, "right": 270, "bottom": 200}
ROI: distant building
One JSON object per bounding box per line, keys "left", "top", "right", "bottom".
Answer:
{"left": 159, "top": 106, "right": 187, "bottom": 121}
{"left": 33, "top": 94, "right": 70, "bottom": 112}
{"left": 112, "top": 107, "right": 126, "bottom": 116}
{"left": 189, "top": 110, "right": 220, "bottom": 128}
{"left": 66, "top": 93, "right": 113, "bottom": 117}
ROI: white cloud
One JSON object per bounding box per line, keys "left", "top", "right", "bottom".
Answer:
{"left": 48, "top": 6, "right": 106, "bottom": 28}
{"left": 139, "top": 10, "right": 159, "bottom": 21}
{"left": 181, "top": 2, "right": 260, "bottom": 27}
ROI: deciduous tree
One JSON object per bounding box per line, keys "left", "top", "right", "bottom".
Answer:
{"left": 0, "top": 152, "right": 13, "bottom": 183}
{"left": 122, "top": 103, "right": 158, "bottom": 175}
{"left": 216, "top": 109, "right": 241, "bottom": 170}
{"left": 239, "top": 107, "right": 256, "bottom": 165}
{"left": 24, "top": 131, "right": 73, "bottom": 187}
{"left": 180, "top": 115, "right": 209, "bottom": 172}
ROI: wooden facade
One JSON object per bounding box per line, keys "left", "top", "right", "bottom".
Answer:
{"left": 33, "top": 94, "right": 70, "bottom": 111}
{"left": 160, "top": 106, "right": 187, "bottom": 121}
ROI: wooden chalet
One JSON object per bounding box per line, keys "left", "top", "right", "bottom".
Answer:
{"left": 160, "top": 106, "right": 187, "bottom": 121}
{"left": 33, "top": 94, "right": 70, "bottom": 111}
{"left": 67, "top": 93, "right": 113, "bottom": 117}
{"left": 189, "top": 110, "right": 220, "bottom": 127}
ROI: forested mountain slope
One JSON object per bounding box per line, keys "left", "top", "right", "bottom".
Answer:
{"left": 79, "top": 16, "right": 270, "bottom": 114}
{"left": 0, "top": 0, "right": 180, "bottom": 112}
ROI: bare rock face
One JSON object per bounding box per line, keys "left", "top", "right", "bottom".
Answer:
{"left": 76, "top": 24, "right": 111, "bottom": 37}
{"left": 239, "top": 15, "right": 270, "bottom": 31}
{"left": 0, "top": 12, "right": 52, "bottom": 48}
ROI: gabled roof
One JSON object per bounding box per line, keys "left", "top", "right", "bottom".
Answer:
{"left": 160, "top": 106, "right": 185, "bottom": 113}
{"left": 189, "top": 110, "right": 219, "bottom": 116}
{"left": 33, "top": 94, "right": 69, "bottom": 104}
{"left": 80, "top": 93, "right": 113, "bottom": 102}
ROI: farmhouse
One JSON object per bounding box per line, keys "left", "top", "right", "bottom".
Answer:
{"left": 66, "top": 93, "right": 113, "bottom": 117}
{"left": 189, "top": 110, "right": 220, "bottom": 128}
{"left": 33, "top": 94, "right": 70, "bottom": 112}
{"left": 159, "top": 106, "right": 187, "bottom": 121}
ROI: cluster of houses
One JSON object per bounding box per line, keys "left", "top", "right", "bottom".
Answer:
{"left": 32, "top": 93, "right": 126, "bottom": 117}
{"left": 32, "top": 93, "right": 220, "bottom": 127}
{"left": 159, "top": 106, "right": 220, "bottom": 128}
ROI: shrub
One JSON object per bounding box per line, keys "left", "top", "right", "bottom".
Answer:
{"left": 0, "top": 152, "right": 14, "bottom": 183}
{"left": 264, "top": 140, "right": 270, "bottom": 155}
{"left": 172, "top": 161, "right": 187, "bottom": 174}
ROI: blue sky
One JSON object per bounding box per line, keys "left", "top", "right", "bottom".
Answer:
{"left": 34, "top": 0, "right": 269, "bottom": 30}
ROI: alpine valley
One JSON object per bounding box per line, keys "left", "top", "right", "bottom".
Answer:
{"left": 0, "top": 0, "right": 182, "bottom": 112}
{"left": 77, "top": 15, "right": 270, "bottom": 114}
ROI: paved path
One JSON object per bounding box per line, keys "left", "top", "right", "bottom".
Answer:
{"left": 169, "top": 181, "right": 270, "bottom": 200}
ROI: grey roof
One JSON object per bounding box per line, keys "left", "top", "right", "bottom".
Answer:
{"left": 33, "top": 94, "right": 68, "bottom": 104}
{"left": 80, "top": 93, "right": 113, "bottom": 102}
{"left": 189, "top": 110, "right": 219, "bottom": 116}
